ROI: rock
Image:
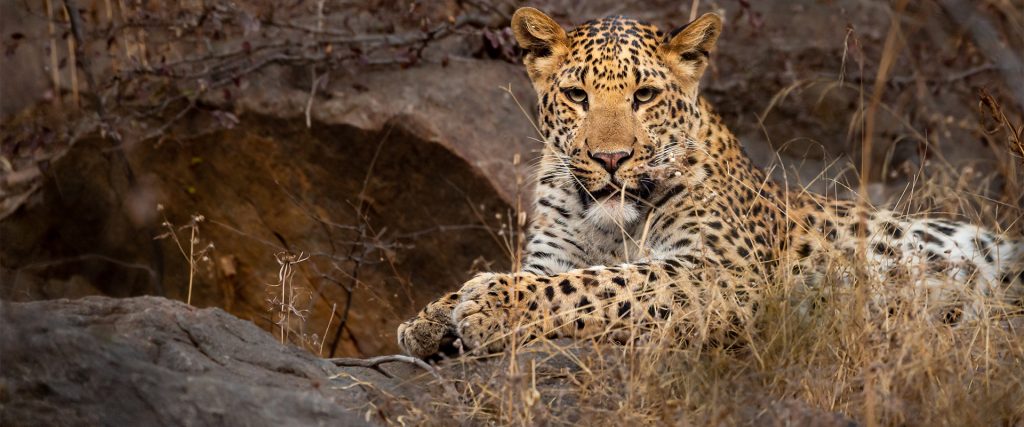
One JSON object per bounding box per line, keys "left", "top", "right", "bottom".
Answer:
{"left": 0, "top": 296, "right": 860, "bottom": 426}
{"left": 1, "top": 60, "right": 536, "bottom": 357}
{"left": 0, "top": 296, "right": 432, "bottom": 426}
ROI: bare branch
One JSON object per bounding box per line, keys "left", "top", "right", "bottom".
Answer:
{"left": 328, "top": 354, "right": 460, "bottom": 399}
{"left": 938, "top": 0, "right": 1024, "bottom": 113}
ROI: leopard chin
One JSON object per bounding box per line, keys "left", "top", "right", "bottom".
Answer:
{"left": 584, "top": 194, "right": 642, "bottom": 227}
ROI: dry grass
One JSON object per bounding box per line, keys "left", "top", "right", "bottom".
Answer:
{"left": 155, "top": 208, "right": 214, "bottom": 305}
{"left": 364, "top": 60, "right": 1024, "bottom": 427}
{"left": 377, "top": 241, "right": 1023, "bottom": 425}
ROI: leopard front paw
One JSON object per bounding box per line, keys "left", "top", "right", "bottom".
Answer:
{"left": 397, "top": 292, "right": 461, "bottom": 359}
{"left": 451, "top": 273, "right": 514, "bottom": 354}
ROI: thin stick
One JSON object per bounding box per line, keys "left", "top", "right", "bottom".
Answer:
{"left": 187, "top": 223, "right": 196, "bottom": 305}
{"left": 329, "top": 354, "right": 459, "bottom": 398}
{"left": 304, "top": 70, "right": 324, "bottom": 128}
{"left": 285, "top": 256, "right": 292, "bottom": 343}
{"left": 319, "top": 303, "right": 337, "bottom": 356}
{"left": 281, "top": 256, "right": 288, "bottom": 342}
{"left": 304, "top": 0, "right": 326, "bottom": 128}
{"left": 44, "top": 0, "right": 62, "bottom": 107}
{"left": 501, "top": 84, "right": 542, "bottom": 138}
{"left": 329, "top": 126, "right": 392, "bottom": 357}
{"left": 937, "top": 0, "right": 1024, "bottom": 113}
{"left": 61, "top": 4, "right": 80, "bottom": 107}
{"left": 116, "top": 0, "right": 132, "bottom": 61}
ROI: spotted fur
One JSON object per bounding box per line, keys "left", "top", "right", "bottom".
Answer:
{"left": 396, "top": 8, "right": 1024, "bottom": 358}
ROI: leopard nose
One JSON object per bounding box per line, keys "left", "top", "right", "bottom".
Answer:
{"left": 588, "top": 150, "right": 633, "bottom": 174}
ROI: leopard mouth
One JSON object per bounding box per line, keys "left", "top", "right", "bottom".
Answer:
{"left": 576, "top": 176, "right": 655, "bottom": 206}
{"left": 589, "top": 184, "right": 622, "bottom": 200}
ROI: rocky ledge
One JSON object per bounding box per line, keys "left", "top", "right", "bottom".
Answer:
{"left": 0, "top": 296, "right": 432, "bottom": 426}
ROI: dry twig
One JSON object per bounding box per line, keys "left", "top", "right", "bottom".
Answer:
{"left": 328, "top": 354, "right": 460, "bottom": 398}
{"left": 938, "top": 0, "right": 1024, "bottom": 113}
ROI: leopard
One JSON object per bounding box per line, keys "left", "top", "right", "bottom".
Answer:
{"left": 397, "top": 7, "right": 1024, "bottom": 358}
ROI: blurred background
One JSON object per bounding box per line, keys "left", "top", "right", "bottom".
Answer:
{"left": 1, "top": 0, "right": 1022, "bottom": 357}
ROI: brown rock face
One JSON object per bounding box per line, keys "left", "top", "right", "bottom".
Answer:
{"left": 1, "top": 61, "right": 537, "bottom": 357}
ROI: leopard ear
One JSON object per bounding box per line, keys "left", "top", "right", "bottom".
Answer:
{"left": 659, "top": 13, "right": 722, "bottom": 84}
{"left": 511, "top": 7, "right": 569, "bottom": 81}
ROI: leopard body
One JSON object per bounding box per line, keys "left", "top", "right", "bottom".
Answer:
{"left": 397, "top": 8, "right": 1024, "bottom": 358}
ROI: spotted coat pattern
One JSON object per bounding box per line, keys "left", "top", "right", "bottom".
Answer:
{"left": 396, "top": 8, "right": 1024, "bottom": 358}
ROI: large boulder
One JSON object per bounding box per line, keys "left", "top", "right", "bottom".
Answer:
{"left": 0, "top": 296, "right": 429, "bottom": 426}
{"left": 1, "top": 60, "right": 536, "bottom": 357}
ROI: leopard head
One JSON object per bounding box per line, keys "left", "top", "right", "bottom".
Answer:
{"left": 511, "top": 8, "right": 722, "bottom": 225}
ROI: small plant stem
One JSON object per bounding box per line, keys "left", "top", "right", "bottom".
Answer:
{"left": 281, "top": 261, "right": 288, "bottom": 343}
{"left": 61, "top": 4, "right": 80, "bottom": 107}
{"left": 319, "top": 303, "right": 337, "bottom": 356}
{"left": 44, "top": 0, "right": 62, "bottom": 108}
{"left": 187, "top": 224, "right": 195, "bottom": 305}
{"left": 285, "top": 261, "right": 292, "bottom": 343}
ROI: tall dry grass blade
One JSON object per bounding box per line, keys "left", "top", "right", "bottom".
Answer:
{"left": 61, "top": 3, "right": 80, "bottom": 108}
{"left": 44, "top": 0, "right": 62, "bottom": 108}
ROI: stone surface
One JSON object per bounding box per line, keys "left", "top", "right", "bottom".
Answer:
{"left": 0, "top": 296, "right": 436, "bottom": 426}
{"left": 1, "top": 61, "right": 535, "bottom": 357}
{"left": 0, "top": 296, "right": 860, "bottom": 426}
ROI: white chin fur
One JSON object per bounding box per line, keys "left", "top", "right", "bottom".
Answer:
{"left": 585, "top": 197, "right": 641, "bottom": 227}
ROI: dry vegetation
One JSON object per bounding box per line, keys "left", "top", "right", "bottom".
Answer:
{"left": 353, "top": 71, "right": 1024, "bottom": 427}
{"left": 349, "top": 3, "right": 1024, "bottom": 424}
{"left": 393, "top": 5, "right": 1023, "bottom": 423}
{"left": 3, "top": 0, "right": 1024, "bottom": 425}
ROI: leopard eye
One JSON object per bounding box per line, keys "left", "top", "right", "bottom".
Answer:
{"left": 562, "top": 88, "right": 588, "bottom": 105}
{"left": 634, "top": 87, "right": 659, "bottom": 104}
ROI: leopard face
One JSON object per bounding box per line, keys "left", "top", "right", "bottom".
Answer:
{"left": 512, "top": 8, "right": 722, "bottom": 225}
